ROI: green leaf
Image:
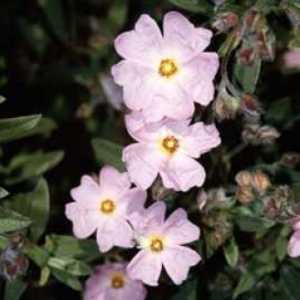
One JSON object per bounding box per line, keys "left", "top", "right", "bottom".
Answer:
{"left": 39, "top": 0, "right": 66, "bottom": 40}
{"left": 169, "top": 0, "right": 213, "bottom": 14}
{"left": 265, "top": 98, "right": 293, "bottom": 127}
{"left": 51, "top": 268, "right": 82, "bottom": 291}
{"left": 45, "top": 234, "right": 99, "bottom": 262}
{"left": 0, "top": 187, "right": 9, "bottom": 199}
{"left": 234, "top": 58, "right": 262, "bottom": 93}
{"left": 23, "top": 242, "right": 49, "bottom": 267}
{"left": 280, "top": 265, "right": 300, "bottom": 300}
{"left": 170, "top": 278, "right": 198, "bottom": 300}
{"left": 275, "top": 226, "right": 290, "bottom": 261}
{"left": 5, "top": 151, "right": 64, "bottom": 185}
{"left": 224, "top": 237, "right": 239, "bottom": 268}
{"left": 0, "top": 207, "right": 31, "bottom": 234}
{"left": 4, "top": 179, "right": 50, "bottom": 241}
{"left": 0, "top": 115, "right": 41, "bottom": 143}
{"left": 235, "top": 212, "right": 275, "bottom": 232}
{"left": 4, "top": 279, "right": 27, "bottom": 300}
{"left": 233, "top": 272, "right": 256, "bottom": 299}
{"left": 48, "top": 257, "right": 91, "bottom": 276}
{"left": 92, "top": 138, "right": 125, "bottom": 171}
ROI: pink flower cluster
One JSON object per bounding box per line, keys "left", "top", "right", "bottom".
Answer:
{"left": 66, "top": 11, "right": 222, "bottom": 300}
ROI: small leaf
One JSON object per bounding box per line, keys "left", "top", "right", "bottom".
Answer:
{"left": 0, "top": 115, "right": 41, "bottom": 143}
{"left": 0, "top": 187, "right": 9, "bottom": 199}
{"left": 235, "top": 213, "right": 275, "bottom": 232}
{"left": 51, "top": 268, "right": 82, "bottom": 291}
{"left": 92, "top": 138, "right": 125, "bottom": 171}
{"left": 234, "top": 58, "right": 262, "bottom": 93}
{"left": 23, "top": 242, "right": 49, "bottom": 267}
{"left": 48, "top": 257, "right": 91, "bottom": 276}
{"left": 224, "top": 237, "right": 239, "bottom": 268}
{"left": 5, "top": 151, "right": 64, "bottom": 185}
{"left": 169, "top": 0, "right": 213, "bottom": 14}
{"left": 45, "top": 234, "right": 99, "bottom": 262}
{"left": 4, "top": 179, "right": 50, "bottom": 241}
{"left": 233, "top": 272, "right": 256, "bottom": 299}
{"left": 39, "top": 266, "right": 51, "bottom": 286}
{"left": 0, "top": 207, "right": 31, "bottom": 234}
{"left": 4, "top": 279, "right": 27, "bottom": 300}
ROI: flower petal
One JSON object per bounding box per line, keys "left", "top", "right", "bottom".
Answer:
{"left": 288, "top": 231, "right": 300, "bottom": 258}
{"left": 162, "top": 245, "right": 201, "bottom": 285}
{"left": 99, "top": 165, "right": 131, "bottom": 192}
{"left": 162, "top": 155, "right": 206, "bottom": 192}
{"left": 114, "top": 14, "right": 162, "bottom": 65}
{"left": 123, "top": 144, "right": 164, "bottom": 190}
{"left": 183, "top": 123, "right": 221, "bottom": 158}
{"left": 65, "top": 203, "right": 97, "bottom": 239}
{"left": 127, "top": 250, "right": 162, "bottom": 286}
{"left": 163, "top": 11, "right": 213, "bottom": 60}
{"left": 163, "top": 208, "right": 200, "bottom": 245}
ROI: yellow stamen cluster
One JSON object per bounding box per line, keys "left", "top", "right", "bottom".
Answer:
{"left": 159, "top": 59, "right": 178, "bottom": 78}
{"left": 100, "top": 199, "right": 115, "bottom": 214}
{"left": 162, "top": 136, "right": 179, "bottom": 155}
{"left": 111, "top": 273, "right": 125, "bottom": 289}
{"left": 150, "top": 237, "right": 164, "bottom": 252}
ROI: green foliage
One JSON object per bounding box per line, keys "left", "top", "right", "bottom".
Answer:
{"left": 0, "top": 115, "right": 41, "bottom": 143}
{"left": 92, "top": 138, "right": 125, "bottom": 171}
{"left": 169, "top": 0, "right": 213, "bottom": 14}
{"left": 4, "top": 279, "right": 27, "bottom": 300}
{"left": 224, "top": 237, "right": 239, "bottom": 268}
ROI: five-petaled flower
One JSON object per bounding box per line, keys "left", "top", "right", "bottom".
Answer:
{"left": 84, "top": 262, "right": 147, "bottom": 300}
{"left": 127, "top": 202, "right": 201, "bottom": 286}
{"left": 65, "top": 166, "right": 147, "bottom": 252}
{"left": 111, "top": 11, "right": 219, "bottom": 123}
{"left": 123, "top": 112, "right": 221, "bottom": 191}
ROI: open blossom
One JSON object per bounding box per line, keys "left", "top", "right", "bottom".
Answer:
{"left": 127, "top": 202, "right": 201, "bottom": 286}
{"left": 288, "top": 218, "right": 300, "bottom": 258}
{"left": 84, "top": 262, "right": 147, "bottom": 300}
{"left": 111, "top": 11, "right": 219, "bottom": 123}
{"left": 65, "top": 166, "right": 146, "bottom": 252}
{"left": 123, "top": 112, "right": 221, "bottom": 191}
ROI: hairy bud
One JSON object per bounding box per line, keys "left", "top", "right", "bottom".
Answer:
{"left": 236, "top": 186, "right": 255, "bottom": 204}
{"left": 252, "top": 170, "right": 271, "bottom": 194}
{"left": 242, "top": 124, "right": 280, "bottom": 145}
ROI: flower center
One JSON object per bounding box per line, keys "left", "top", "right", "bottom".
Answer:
{"left": 150, "top": 237, "right": 164, "bottom": 252}
{"left": 162, "top": 136, "right": 179, "bottom": 154}
{"left": 159, "top": 59, "right": 178, "bottom": 78}
{"left": 111, "top": 273, "right": 125, "bottom": 289}
{"left": 100, "top": 199, "right": 115, "bottom": 214}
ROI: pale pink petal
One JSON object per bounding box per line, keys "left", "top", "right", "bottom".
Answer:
{"left": 127, "top": 250, "right": 162, "bottom": 286}
{"left": 121, "top": 188, "right": 147, "bottom": 217}
{"left": 111, "top": 60, "right": 154, "bottom": 110}
{"left": 111, "top": 218, "right": 135, "bottom": 249}
{"left": 288, "top": 231, "right": 300, "bottom": 258}
{"left": 99, "top": 165, "right": 131, "bottom": 191}
{"left": 163, "top": 11, "right": 213, "bottom": 60}
{"left": 162, "top": 155, "right": 206, "bottom": 192}
{"left": 71, "top": 176, "right": 100, "bottom": 204}
{"left": 183, "top": 123, "right": 221, "bottom": 158}
{"left": 114, "top": 14, "right": 162, "bottom": 65}
{"left": 162, "top": 246, "right": 201, "bottom": 285}
{"left": 123, "top": 279, "right": 147, "bottom": 300}
{"left": 65, "top": 203, "right": 97, "bottom": 238}
{"left": 163, "top": 208, "right": 200, "bottom": 245}
{"left": 125, "top": 112, "right": 162, "bottom": 142}
{"left": 123, "top": 144, "right": 165, "bottom": 190}
{"left": 96, "top": 221, "right": 114, "bottom": 252}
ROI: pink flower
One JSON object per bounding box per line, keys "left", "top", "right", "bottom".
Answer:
{"left": 111, "top": 11, "right": 219, "bottom": 123}
{"left": 127, "top": 202, "right": 201, "bottom": 286}
{"left": 84, "top": 262, "right": 147, "bottom": 300}
{"left": 288, "top": 218, "right": 300, "bottom": 258}
{"left": 123, "top": 112, "right": 221, "bottom": 191}
{"left": 65, "top": 166, "right": 147, "bottom": 252}
{"left": 283, "top": 48, "right": 300, "bottom": 69}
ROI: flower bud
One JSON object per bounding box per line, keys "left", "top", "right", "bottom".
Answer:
{"left": 212, "top": 12, "right": 239, "bottom": 33}
{"left": 236, "top": 186, "right": 255, "bottom": 204}
{"left": 197, "top": 189, "right": 208, "bottom": 211}
{"left": 151, "top": 177, "right": 175, "bottom": 201}
{"left": 252, "top": 170, "right": 271, "bottom": 194}
{"left": 214, "top": 89, "right": 240, "bottom": 121}
{"left": 235, "top": 170, "right": 253, "bottom": 186}
{"left": 240, "top": 94, "right": 263, "bottom": 122}
{"left": 242, "top": 124, "right": 280, "bottom": 145}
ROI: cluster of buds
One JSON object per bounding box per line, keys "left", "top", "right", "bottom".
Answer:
{"left": 237, "top": 9, "right": 275, "bottom": 65}
{"left": 235, "top": 169, "right": 271, "bottom": 204}
{"left": 202, "top": 209, "right": 233, "bottom": 252}
{"left": 0, "top": 234, "right": 28, "bottom": 281}
{"left": 242, "top": 124, "right": 280, "bottom": 145}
